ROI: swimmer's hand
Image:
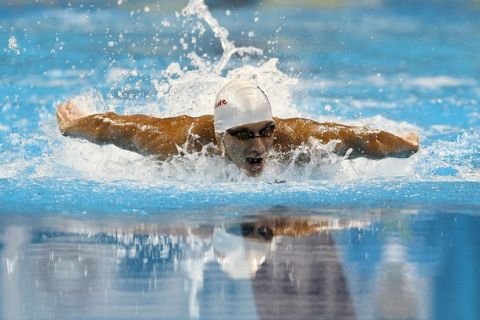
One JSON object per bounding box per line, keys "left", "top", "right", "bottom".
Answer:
{"left": 56, "top": 101, "right": 87, "bottom": 134}
{"left": 402, "top": 132, "right": 420, "bottom": 150}
{"left": 363, "top": 131, "right": 420, "bottom": 158}
{"left": 334, "top": 127, "right": 420, "bottom": 159}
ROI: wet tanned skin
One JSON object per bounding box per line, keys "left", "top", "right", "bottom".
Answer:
{"left": 57, "top": 101, "right": 419, "bottom": 174}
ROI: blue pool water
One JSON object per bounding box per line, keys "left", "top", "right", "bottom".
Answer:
{"left": 1, "top": 0, "right": 479, "bottom": 319}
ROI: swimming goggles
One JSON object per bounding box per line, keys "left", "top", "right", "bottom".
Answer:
{"left": 226, "top": 123, "right": 275, "bottom": 141}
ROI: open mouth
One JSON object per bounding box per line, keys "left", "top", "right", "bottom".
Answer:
{"left": 245, "top": 157, "right": 263, "bottom": 167}
{"left": 244, "top": 157, "right": 264, "bottom": 175}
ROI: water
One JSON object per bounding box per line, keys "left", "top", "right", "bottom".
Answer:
{"left": 1, "top": 210, "right": 479, "bottom": 319}
{"left": 1, "top": 0, "right": 479, "bottom": 319}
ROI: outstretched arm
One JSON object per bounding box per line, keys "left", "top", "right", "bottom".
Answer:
{"left": 274, "top": 118, "right": 419, "bottom": 159}
{"left": 331, "top": 124, "right": 419, "bottom": 159}
{"left": 57, "top": 101, "right": 143, "bottom": 153}
{"left": 56, "top": 101, "right": 215, "bottom": 159}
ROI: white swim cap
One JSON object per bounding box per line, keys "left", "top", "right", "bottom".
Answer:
{"left": 214, "top": 79, "right": 273, "bottom": 133}
{"left": 213, "top": 227, "right": 271, "bottom": 279}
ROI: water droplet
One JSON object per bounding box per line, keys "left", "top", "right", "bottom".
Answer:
{"left": 8, "top": 36, "right": 20, "bottom": 54}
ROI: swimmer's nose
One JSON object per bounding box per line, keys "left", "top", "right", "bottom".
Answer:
{"left": 247, "top": 138, "right": 268, "bottom": 157}
{"left": 246, "top": 146, "right": 266, "bottom": 158}
{"left": 247, "top": 150, "right": 265, "bottom": 158}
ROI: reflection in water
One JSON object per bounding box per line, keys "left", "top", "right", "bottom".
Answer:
{"left": 0, "top": 210, "right": 479, "bottom": 319}
{"left": 253, "top": 231, "right": 355, "bottom": 319}
{"left": 1, "top": 227, "right": 30, "bottom": 320}
{"left": 374, "top": 239, "right": 429, "bottom": 320}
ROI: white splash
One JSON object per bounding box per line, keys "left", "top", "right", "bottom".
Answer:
{"left": 13, "top": 0, "right": 475, "bottom": 186}
{"left": 8, "top": 36, "right": 20, "bottom": 54}
{"left": 181, "top": 0, "right": 263, "bottom": 74}
{"left": 151, "top": 0, "right": 299, "bottom": 120}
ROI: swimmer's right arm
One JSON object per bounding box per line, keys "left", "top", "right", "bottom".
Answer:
{"left": 56, "top": 101, "right": 199, "bottom": 158}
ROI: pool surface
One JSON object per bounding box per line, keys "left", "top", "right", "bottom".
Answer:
{"left": 1, "top": 0, "right": 479, "bottom": 319}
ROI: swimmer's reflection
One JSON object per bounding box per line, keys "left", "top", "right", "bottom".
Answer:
{"left": 214, "top": 217, "right": 356, "bottom": 320}
{"left": 22, "top": 215, "right": 363, "bottom": 319}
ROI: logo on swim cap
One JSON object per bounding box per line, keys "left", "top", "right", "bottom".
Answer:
{"left": 214, "top": 79, "right": 273, "bottom": 133}
{"left": 215, "top": 99, "right": 228, "bottom": 108}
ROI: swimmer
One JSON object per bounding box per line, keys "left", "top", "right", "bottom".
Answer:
{"left": 56, "top": 79, "right": 419, "bottom": 176}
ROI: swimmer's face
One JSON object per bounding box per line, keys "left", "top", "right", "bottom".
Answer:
{"left": 221, "top": 121, "right": 275, "bottom": 177}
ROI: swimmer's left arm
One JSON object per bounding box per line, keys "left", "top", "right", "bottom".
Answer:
{"left": 331, "top": 125, "right": 420, "bottom": 159}
{"left": 275, "top": 118, "right": 419, "bottom": 159}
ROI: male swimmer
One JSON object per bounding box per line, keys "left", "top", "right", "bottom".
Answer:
{"left": 56, "top": 79, "right": 419, "bottom": 176}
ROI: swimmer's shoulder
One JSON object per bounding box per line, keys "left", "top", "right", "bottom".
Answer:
{"left": 273, "top": 117, "right": 317, "bottom": 148}
{"left": 143, "top": 114, "right": 213, "bottom": 131}
{"left": 142, "top": 114, "right": 215, "bottom": 155}
{"left": 145, "top": 114, "right": 212, "bottom": 124}
{"left": 130, "top": 114, "right": 214, "bottom": 140}
{"left": 189, "top": 115, "right": 214, "bottom": 132}
{"left": 195, "top": 114, "right": 214, "bottom": 124}
{"left": 274, "top": 116, "right": 342, "bottom": 128}
{"left": 186, "top": 115, "right": 215, "bottom": 143}
{"left": 273, "top": 117, "right": 348, "bottom": 150}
